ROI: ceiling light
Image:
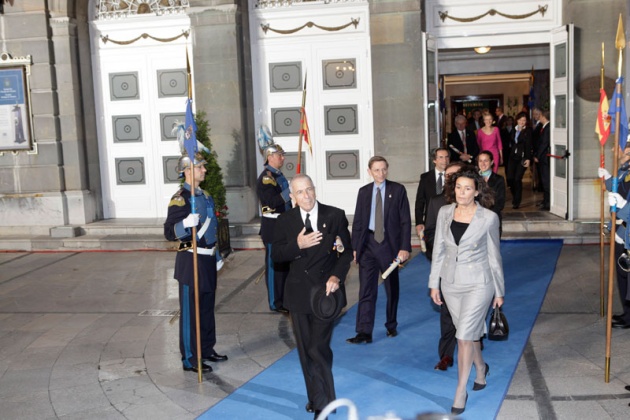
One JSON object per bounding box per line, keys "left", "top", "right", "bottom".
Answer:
{"left": 474, "top": 46, "right": 491, "bottom": 54}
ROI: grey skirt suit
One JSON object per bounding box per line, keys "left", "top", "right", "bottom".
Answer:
{"left": 428, "top": 204, "right": 505, "bottom": 340}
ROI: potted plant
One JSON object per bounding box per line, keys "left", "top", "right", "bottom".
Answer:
{"left": 195, "top": 111, "right": 231, "bottom": 257}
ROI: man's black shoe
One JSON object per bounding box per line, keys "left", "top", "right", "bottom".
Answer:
{"left": 314, "top": 410, "right": 327, "bottom": 420}
{"left": 346, "top": 333, "right": 372, "bottom": 344}
{"left": 203, "top": 351, "right": 228, "bottom": 362}
{"left": 183, "top": 364, "right": 212, "bottom": 373}
{"left": 612, "top": 320, "right": 630, "bottom": 329}
{"left": 613, "top": 314, "right": 625, "bottom": 323}
{"left": 274, "top": 307, "right": 289, "bottom": 314}
{"left": 386, "top": 328, "right": 398, "bottom": 337}
{"left": 305, "top": 401, "right": 314, "bottom": 413}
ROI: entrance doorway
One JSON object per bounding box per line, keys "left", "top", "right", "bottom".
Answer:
{"left": 442, "top": 70, "right": 550, "bottom": 214}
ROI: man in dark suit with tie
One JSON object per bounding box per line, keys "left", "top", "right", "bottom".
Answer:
{"left": 347, "top": 156, "right": 412, "bottom": 344}
{"left": 447, "top": 115, "right": 479, "bottom": 163}
{"left": 415, "top": 147, "right": 450, "bottom": 239}
{"left": 494, "top": 106, "right": 506, "bottom": 129}
{"left": 272, "top": 174, "right": 353, "bottom": 418}
{"left": 534, "top": 110, "right": 551, "bottom": 210}
{"left": 467, "top": 108, "right": 483, "bottom": 133}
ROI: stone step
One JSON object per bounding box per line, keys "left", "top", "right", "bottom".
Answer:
{"left": 0, "top": 216, "right": 602, "bottom": 252}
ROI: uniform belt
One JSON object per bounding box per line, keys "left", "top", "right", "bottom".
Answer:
{"left": 187, "top": 247, "right": 215, "bottom": 256}
{"left": 262, "top": 213, "right": 280, "bottom": 219}
{"left": 178, "top": 241, "right": 216, "bottom": 255}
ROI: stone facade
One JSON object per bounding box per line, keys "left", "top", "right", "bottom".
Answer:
{"left": 0, "top": 0, "right": 627, "bottom": 234}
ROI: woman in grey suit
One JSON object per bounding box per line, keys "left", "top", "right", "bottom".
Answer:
{"left": 428, "top": 168, "right": 505, "bottom": 415}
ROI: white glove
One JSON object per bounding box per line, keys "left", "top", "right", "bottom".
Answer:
{"left": 182, "top": 213, "right": 200, "bottom": 228}
{"left": 608, "top": 192, "right": 628, "bottom": 209}
{"left": 615, "top": 233, "right": 624, "bottom": 244}
{"left": 598, "top": 167, "right": 612, "bottom": 180}
{"left": 216, "top": 258, "right": 224, "bottom": 271}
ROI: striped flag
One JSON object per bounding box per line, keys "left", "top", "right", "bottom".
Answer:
{"left": 610, "top": 77, "right": 628, "bottom": 151}
{"left": 596, "top": 88, "right": 611, "bottom": 145}
{"left": 300, "top": 107, "right": 312, "bottom": 155}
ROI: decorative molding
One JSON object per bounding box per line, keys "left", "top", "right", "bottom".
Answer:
{"left": 261, "top": 17, "right": 359, "bottom": 35}
{"left": 255, "top": 0, "right": 363, "bottom": 9}
{"left": 0, "top": 52, "right": 32, "bottom": 66}
{"left": 100, "top": 30, "right": 189, "bottom": 45}
{"left": 438, "top": 5, "right": 547, "bottom": 23}
{"left": 96, "top": 0, "right": 189, "bottom": 20}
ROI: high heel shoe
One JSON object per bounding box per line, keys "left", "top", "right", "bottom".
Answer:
{"left": 451, "top": 392, "right": 468, "bottom": 415}
{"left": 473, "top": 363, "right": 490, "bottom": 391}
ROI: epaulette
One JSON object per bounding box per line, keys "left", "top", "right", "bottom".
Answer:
{"left": 625, "top": 172, "right": 630, "bottom": 183}
{"left": 201, "top": 189, "right": 210, "bottom": 198}
{"left": 168, "top": 189, "right": 186, "bottom": 207}
{"left": 262, "top": 171, "right": 277, "bottom": 186}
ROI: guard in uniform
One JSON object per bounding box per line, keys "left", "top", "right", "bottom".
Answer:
{"left": 256, "top": 143, "right": 292, "bottom": 312}
{"left": 164, "top": 152, "right": 228, "bottom": 373}
{"left": 600, "top": 146, "right": 630, "bottom": 329}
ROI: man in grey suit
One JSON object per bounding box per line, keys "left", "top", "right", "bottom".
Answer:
{"left": 272, "top": 174, "right": 353, "bottom": 418}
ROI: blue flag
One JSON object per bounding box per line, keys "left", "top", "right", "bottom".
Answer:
{"left": 528, "top": 85, "right": 535, "bottom": 109}
{"left": 610, "top": 77, "right": 628, "bottom": 151}
{"left": 184, "top": 98, "right": 198, "bottom": 160}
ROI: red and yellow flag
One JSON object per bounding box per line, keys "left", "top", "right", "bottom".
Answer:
{"left": 596, "top": 88, "right": 611, "bottom": 145}
{"left": 300, "top": 107, "right": 312, "bottom": 154}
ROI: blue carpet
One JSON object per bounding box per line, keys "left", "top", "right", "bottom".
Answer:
{"left": 200, "top": 240, "right": 563, "bottom": 420}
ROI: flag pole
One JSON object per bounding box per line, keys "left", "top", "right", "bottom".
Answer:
{"left": 605, "top": 14, "right": 625, "bottom": 383}
{"left": 600, "top": 42, "right": 606, "bottom": 318}
{"left": 297, "top": 72, "right": 307, "bottom": 174}
{"left": 187, "top": 47, "right": 203, "bottom": 384}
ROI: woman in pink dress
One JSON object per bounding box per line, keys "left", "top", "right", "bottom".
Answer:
{"left": 477, "top": 112, "right": 503, "bottom": 172}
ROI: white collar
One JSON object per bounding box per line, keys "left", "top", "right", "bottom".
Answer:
{"left": 300, "top": 202, "right": 319, "bottom": 229}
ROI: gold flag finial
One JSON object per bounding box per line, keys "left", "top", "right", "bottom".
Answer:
{"left": 616, "top": 14, "right": 625, "bottom": 78}
{"left": 616, "top": 14, "right": 626, "bottom": 50}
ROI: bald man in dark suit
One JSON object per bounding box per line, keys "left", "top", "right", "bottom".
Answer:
{"left": 272, "top": 174, "right": 353, "bottom": 418}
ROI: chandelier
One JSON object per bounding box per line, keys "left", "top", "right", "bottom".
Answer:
{"left": 96, "top": 0, "right": 189, "bottom": 20}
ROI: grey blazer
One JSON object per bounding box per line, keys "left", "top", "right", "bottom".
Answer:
{"left": 428, "top": 203, "right": 505, "bottom": 298}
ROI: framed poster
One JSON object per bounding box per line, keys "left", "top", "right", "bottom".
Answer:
{"left": 0, "top": 53, "right": 33, "bottom": 152}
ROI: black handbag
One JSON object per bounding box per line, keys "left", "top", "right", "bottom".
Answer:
{"left": 488, "top": 306, "right": 509, "bottom": 341}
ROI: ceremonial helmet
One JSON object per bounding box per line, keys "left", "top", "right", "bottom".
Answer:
{"left": 176, "top": 152, "right": 207, "bottom": 177}
{"left": 257, "top": 124, "right": 285, "bottom": 162}
{"left": 263, "top": 144, "right": 285, "bottom": 160}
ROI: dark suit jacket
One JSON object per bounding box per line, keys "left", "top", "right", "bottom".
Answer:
{"left": 271, "top": 202, "right": 353, "bottom": 314}
{"left": 500, "top": 127, "right": 514, "bottom": 160}
{"left": 467, "top": 117, "right": 482, "bottom": 133}
{"left": 486, "top": 172, "right": 506, "bottom": 222}
{"left": 423, "top": 193, "right": 447, "bottom": 260}
{"left": 536, "top": 123, "right": 551, "bottom": 163}
{"left": 353, "top": 181, "right": 412, "bottom": 261}
{"left": 446, "top": 129, "right": 479, "bottom": 162}
{"left": 415, "top": 170, "right": 439, "bottom": 226}
{"left": 509, "top": 127, "right": 533, "bottom": 162}
{"left": 495, "top": 114, "right": 506, "bottom": 130}
{"left": 532, "top": 121, "right": 543, "bottom": 152}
